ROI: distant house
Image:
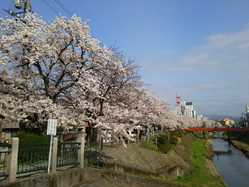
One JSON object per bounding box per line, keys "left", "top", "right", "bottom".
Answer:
{"left": 221, "top": 118, "right": 235, "bottom": 127}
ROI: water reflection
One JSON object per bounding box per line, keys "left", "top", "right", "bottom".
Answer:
{"left": 212, "top": 139, "right": 249, "bottom": 187}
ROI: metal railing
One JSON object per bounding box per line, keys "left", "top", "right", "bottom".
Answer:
{"left": 0, "top": 148, "right": 10, "bottom": 181}
{"left": 85, "top": 140, "right": 104, "bottom": 168}
{"left": 17, "top": 144, "right": 49, "bottom": 175}
{"left": 1, "top": 134, "right": 106, "bottom": 181}
{"left": 57, "top": 142, "right": 80, "bottom": 167}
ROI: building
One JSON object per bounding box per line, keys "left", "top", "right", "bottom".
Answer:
{"left": 192, "top": 110, "right": 197, "bottom": 119}
{"left": 221, "top": 118, "right": 235, "bottom": 127}
{"left": 241, "top": 104, "right": 249, "bottom": 127}
{"left": 246, "top": 104, "right": 249, "bottom": 113}
{"left": 197, "top": 114, "right": 203, "bottom": 120}
{"left": 175, "top": 95, "right": 201, "bottom": 119}
{"left": 184, "top": 102, "right": 194, "bottom": 117}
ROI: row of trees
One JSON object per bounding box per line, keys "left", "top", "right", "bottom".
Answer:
{"left": 0, "top": 13, "right": 211, "bottom": 142}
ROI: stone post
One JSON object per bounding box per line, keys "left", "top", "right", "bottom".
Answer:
{"left": 8, "top": 137, "right": 19, "bottom": 183}
{"left": 111, "top": 129, "right": 115, "bottom": 145}
{"left": 97, "top": 128, "right": 102, "bottom": 149}
{"left": 146, "top": 128, "right": 150, "bottom": 141}
{"left": 137, "top": 128, "right": 140, "bottom": 142}
{"left": 51, "top": 137, "right": 58, "bottom": 173}
{"left": 78, "top": 128, "right": 86, "bottom": 168}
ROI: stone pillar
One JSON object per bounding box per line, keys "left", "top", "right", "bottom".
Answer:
{"left": 78, "top": 128, "right": 86, "bottom": 168}
{"left": 51, "top": 137, "right": 58, "bottom": 173}
{"left": 97, "top": 128, "right": 102, "bottom": 149}
{"left": 105, "top": 130, "right": 109, "bottom": 144}
{"left": 137, "top": 129, "right": 140, "bottom": 142}
{"left": 146, "top": 128, "right": 150, "bottom": 141}
{"left": 8, "top": 137, "right": 19, "bottom": 183}
{"left": 111, "top": 129, "right": 115, "bottom": 145}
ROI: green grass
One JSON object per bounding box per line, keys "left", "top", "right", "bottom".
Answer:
{"left": 105, "top": 133, "right": 225, "bottom": 187}
{"left": 175, "top": 139, "right": 226, "bottom": 187}
{"left": 177, "top": 140, "right": 208, "bottom": 184}
{"left": 142, "top": 133, "right": 178, "bottom": 153}
{"left": 142, "top": 139, "right": 159, "bottom": 152}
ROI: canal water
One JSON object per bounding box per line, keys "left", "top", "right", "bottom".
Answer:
{"left": 212, "top": 139, "right": 249, "bottom": 187}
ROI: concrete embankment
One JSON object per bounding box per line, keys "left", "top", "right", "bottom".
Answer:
{"left": 231, "top": 140, "right": 249, "bottom": 158}
{"left": 0, "top": 168, "right": 185, "bottom": 187}
{"left": 103, "top": 143, "right": 190, "bottom": 178}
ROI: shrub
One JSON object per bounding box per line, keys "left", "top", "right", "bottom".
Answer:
{"left": 17, "top": 131, "right": 49, "bottom": 148}
{"left": 157, "top": 133, "right": 178, "bottom": 153}
{"left": 142, "top": 138, "right": 158, "bottom": 152}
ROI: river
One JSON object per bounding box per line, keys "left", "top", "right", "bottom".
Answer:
{"left": 212, "top": 139, "right": 249, "bottom": 187}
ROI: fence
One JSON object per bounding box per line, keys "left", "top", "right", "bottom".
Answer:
{"left": 0, "top": 134, "right": 87, "bottom": 183}
{"left": 17, "top": 144, "right": 49, "bottom": 176}
{"left": 1, "top": 129, "right": 113, "bottom": 183}
{"left": 17, "top": 142, "right": 83, "bottom": 175}
{"left": 0, "top": 148, "right": 10, "bottom": 181}
{"left": 57, "top": 142, "right": 80, "bottom": 167}
{"left": 84, "top": 138, "right": 104, "bottom": 168}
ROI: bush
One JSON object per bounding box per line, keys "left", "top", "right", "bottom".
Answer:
{"left": 17, "top": 132, "right": 49, "bottom": 148}
{"left": 142, "top": 133, "right": 179, "bottom": 153}
{"left": 171, "top": 130, "right": 184, "bottom": 138}
{"left": 157, "top": 133, "right": 178, "bottom": 153}
{"left": 142, "top": 139, "right": 158, "bottom": 152}
{"left": 157, "top": 134, "right": 168, "bottom": 145}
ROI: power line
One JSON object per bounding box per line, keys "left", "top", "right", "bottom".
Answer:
{"left": 42, "top": 0, "right": 60, "bottom": 16}
{"left": 53, "top": 0, "right": 72, "bottom": 16}
{"left": 0, "top": 10, "right": 6, "bottom": 17}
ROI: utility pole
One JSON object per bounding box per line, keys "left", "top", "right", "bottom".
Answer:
{"left": 5, "top": 0, "right": 32, "bottom": 17}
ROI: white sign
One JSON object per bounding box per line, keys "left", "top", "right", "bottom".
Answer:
{"left": 47, "top": 119, "right": 57, "bottom": 136}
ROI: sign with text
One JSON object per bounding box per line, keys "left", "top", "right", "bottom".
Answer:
{"left": 47, "top": 119, "right": 57, "bottom": 136}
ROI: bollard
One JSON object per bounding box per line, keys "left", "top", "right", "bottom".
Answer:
{"left": 8, "top": 137, "right": 19, "bottom": 183}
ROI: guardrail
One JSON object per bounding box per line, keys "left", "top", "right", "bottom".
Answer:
{"left": 17, "top": 144, "right": 49, "bottom": 176}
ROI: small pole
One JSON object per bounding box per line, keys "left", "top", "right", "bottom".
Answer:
{"left": 48, "top": 135, "right": 53, "bottom": 173}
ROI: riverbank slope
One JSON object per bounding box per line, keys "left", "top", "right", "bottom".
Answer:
{"left": 173, "top": 136, "right": 225, "bottom": 187}
{"left": 103, "top": 133, "right": 226, "bottom": 187}
{"left": 231, "top": 140, "right": 249, "bottom": 158}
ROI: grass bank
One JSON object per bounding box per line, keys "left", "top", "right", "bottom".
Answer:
{"left": 173, "top": 135, "right": 226, "bottom": 187}
{"left": 104, "top": 132, "right": 226, "bottom": 187}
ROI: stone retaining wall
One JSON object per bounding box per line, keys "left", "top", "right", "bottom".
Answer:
{"left": 0, "top": 168, "right": 184, "bottom": 187}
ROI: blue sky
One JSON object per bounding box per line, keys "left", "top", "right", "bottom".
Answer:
{"left": 1, "top": 0, "right": 249, "bottom": 116}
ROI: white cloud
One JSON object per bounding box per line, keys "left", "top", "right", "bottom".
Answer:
{"left": 180, "top": 25, "right": 249, "bottom": 68}
{"left": 139, "top": 25, "right": 249, "bottom": 116}
{"left": 208, "top": 29, "right": 249, "bottom": 49}
{"left": 168, "top": 26, "right": 249, "bottom": 115}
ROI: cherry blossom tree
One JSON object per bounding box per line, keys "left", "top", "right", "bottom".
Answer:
{"left": 0, "top": 13, "right": 213, "bottom": 143}
{"left": 0, "top": 13, "right": 109, "bottom": 129}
